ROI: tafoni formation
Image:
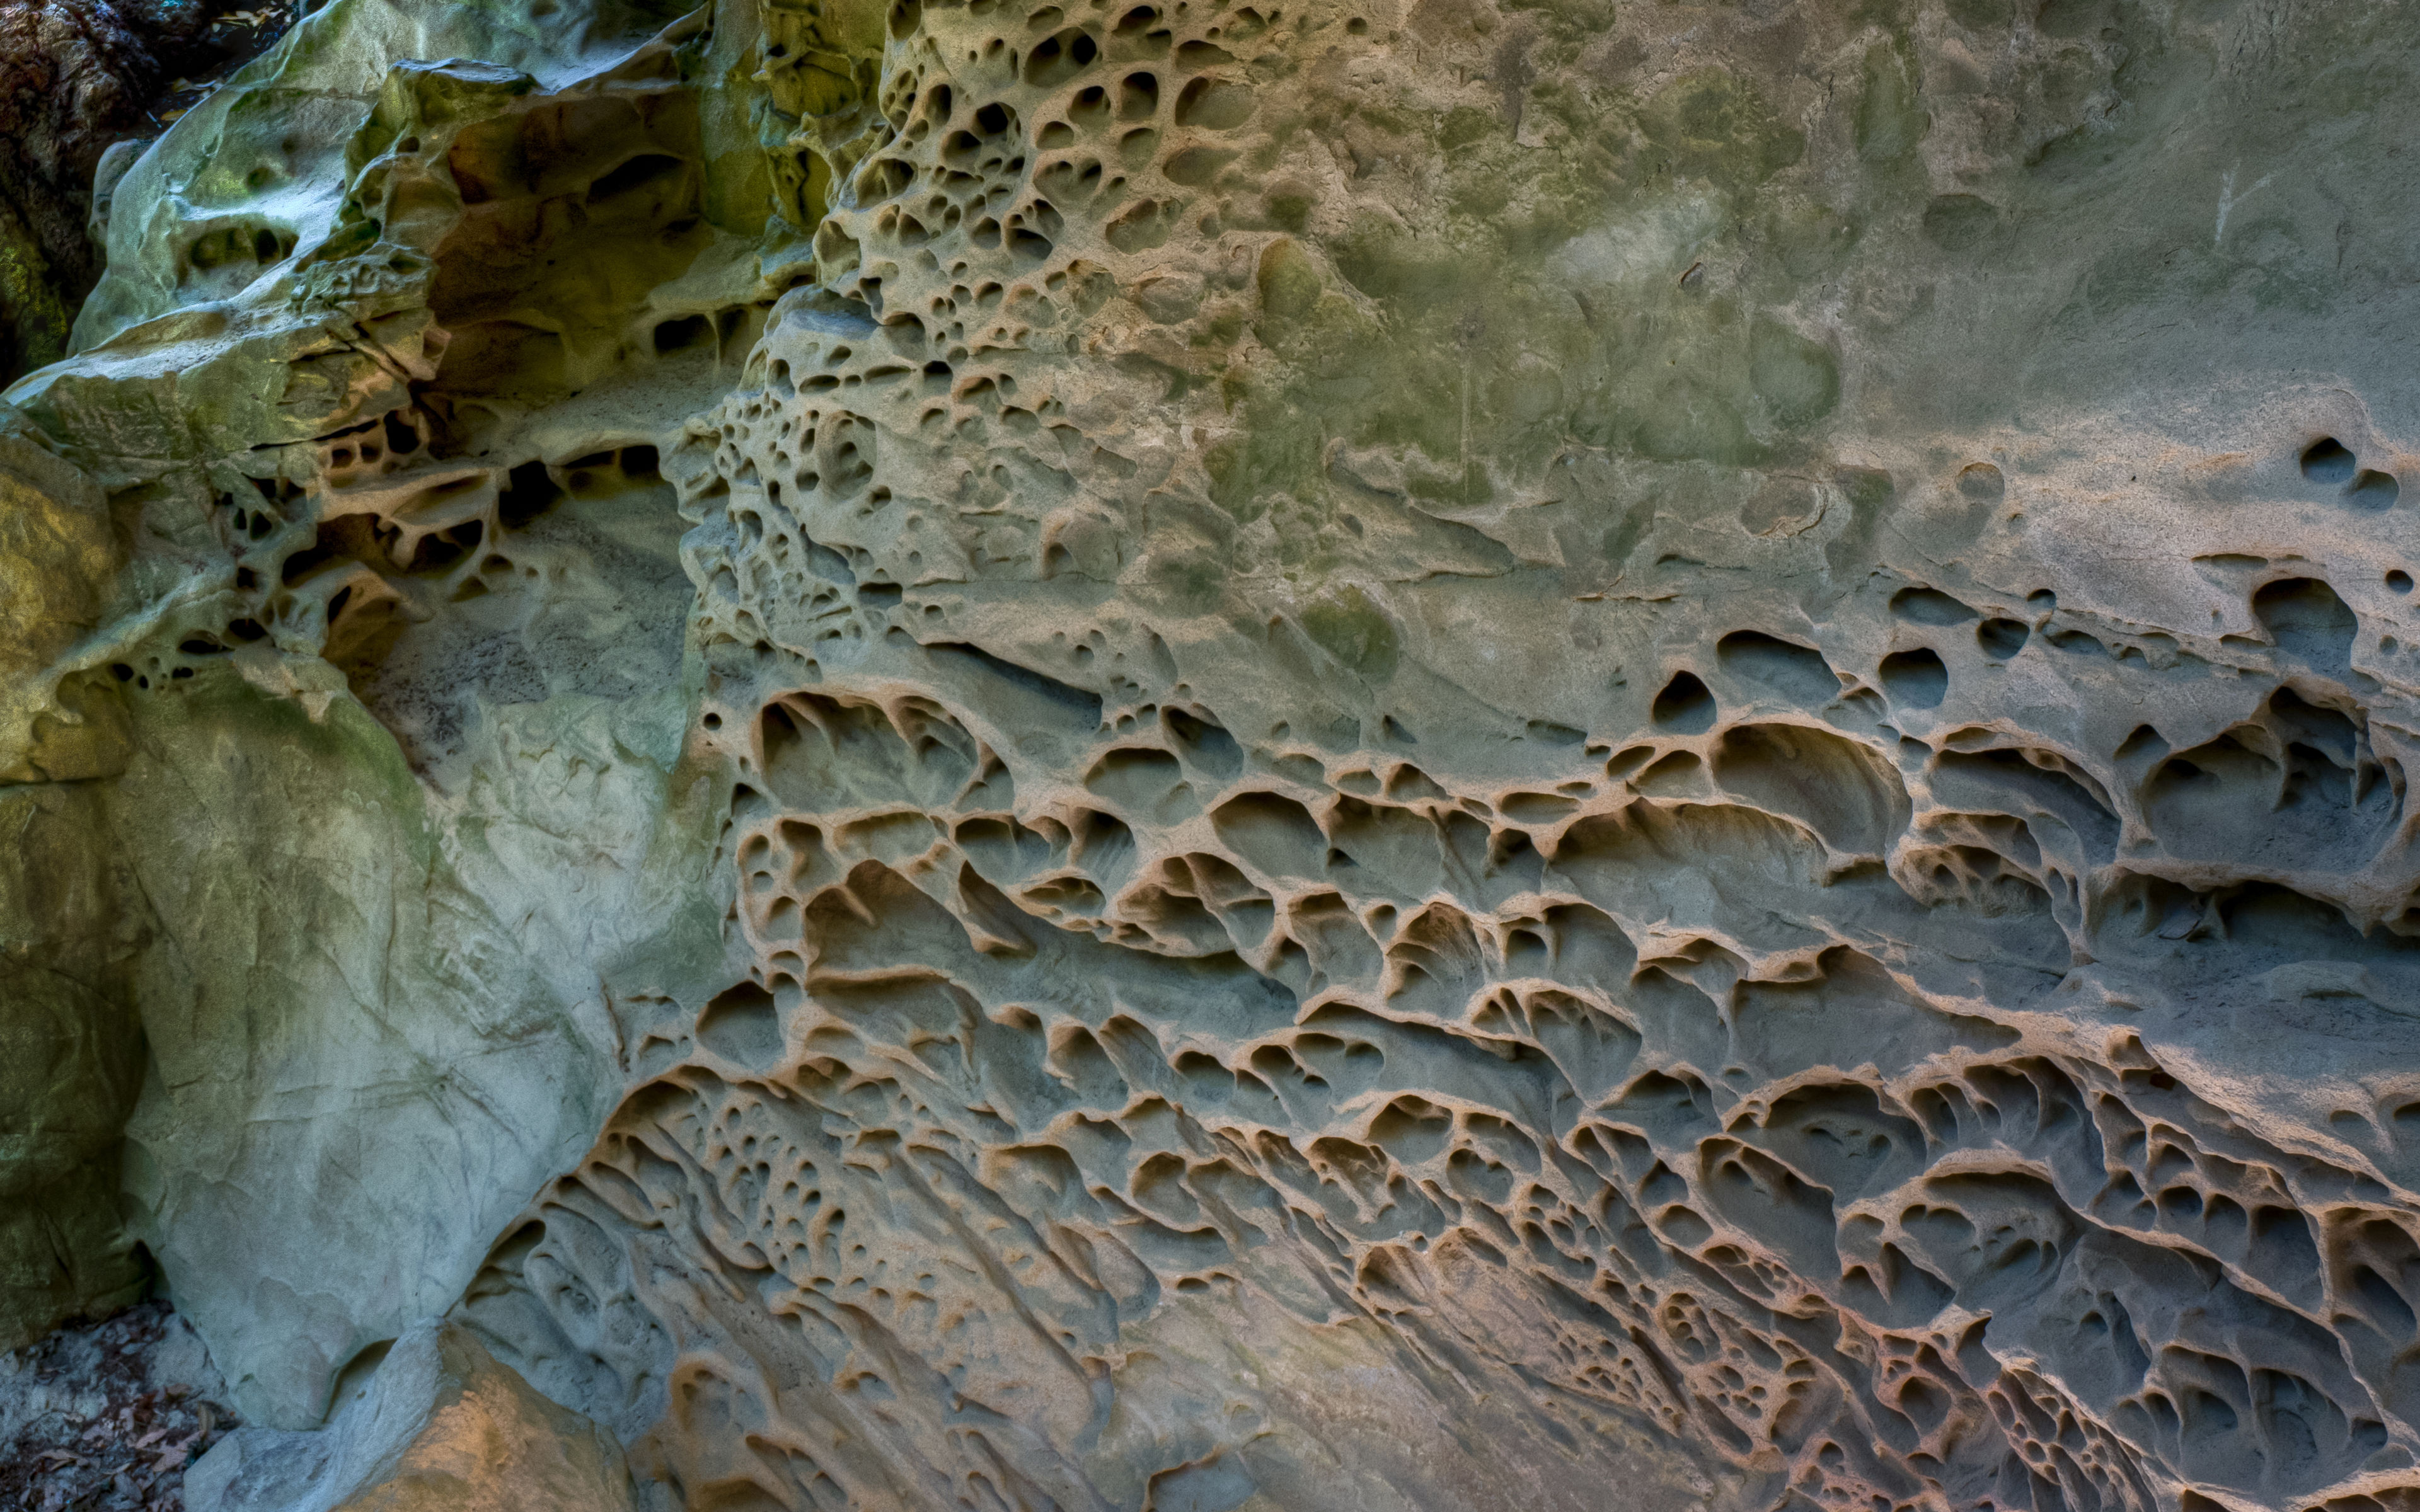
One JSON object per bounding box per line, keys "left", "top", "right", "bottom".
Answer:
{"left": 4, "top": 0, "right": 2420, "bottom": 1508}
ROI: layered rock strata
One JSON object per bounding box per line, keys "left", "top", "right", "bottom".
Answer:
{"left": 6, "top": 0, "right": 2420, "bottom": 1508}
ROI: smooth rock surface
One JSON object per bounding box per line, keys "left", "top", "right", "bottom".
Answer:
{"left": 5, "top": 0, "right": 2420, "bottom": 1507}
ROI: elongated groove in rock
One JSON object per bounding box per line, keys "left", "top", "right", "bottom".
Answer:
{"left": 5, "top": 0, "right": 2420, "bottom": 1508}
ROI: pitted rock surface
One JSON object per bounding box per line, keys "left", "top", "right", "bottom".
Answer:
{"left": 6, "top": 0, "right": 2420, "bottom": 1508}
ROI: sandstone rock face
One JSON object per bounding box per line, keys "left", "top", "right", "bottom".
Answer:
{"left": 8, "top": 0, "right": 2420, "bottom": 1507}
{"left": 0, "top": 430, "right": 145, "bottom": 1348}
{"left": 185, "top": 1319, "right": 636, "bottom": 1512}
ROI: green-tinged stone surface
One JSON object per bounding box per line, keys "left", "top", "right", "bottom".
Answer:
{"left": 0, "top": 782, "right": 146, "bottom": 1349}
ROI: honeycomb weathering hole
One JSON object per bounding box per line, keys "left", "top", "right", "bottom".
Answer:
{"left": 2303, "top": 437, "right": 2358, "bottom": 484}
{"left": 1649, "top": 670, "right": 1715, "bottom": 732}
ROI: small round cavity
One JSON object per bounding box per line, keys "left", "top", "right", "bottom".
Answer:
{"left": 2302, "top": 437, "right": 2358, "bottom": 486}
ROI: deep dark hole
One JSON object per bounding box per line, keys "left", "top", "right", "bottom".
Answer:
{"left": 498, "top": 460, "right": 563, "bottom": 528}
{"left": 280, "top": 540, "right": 337, "bottom": 586}
{"left": 2302, "top": 437, "right": 2358, "bottom": 485}
{"left": 705, "top": 980, "right": 774, "bottom": 1012}
{"left": 654, "top": 314, "right": 711, "bottom": 354}
{"left": 382, "top": 410, "right": 420, "bottom": 454}
{"left": 1650, "top": 670, "right": 1716, "bottom": 733}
